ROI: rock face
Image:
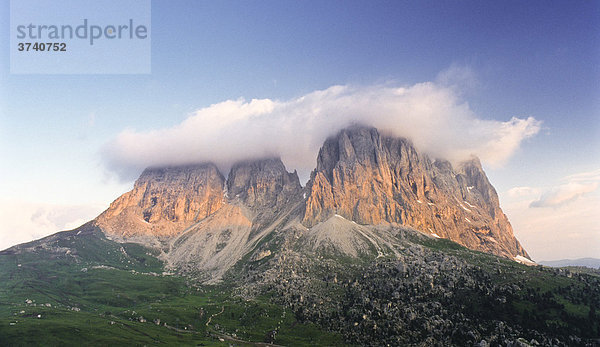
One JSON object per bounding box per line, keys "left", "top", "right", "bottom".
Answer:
{"left": 95, "top": 158, "right": 304, "bottom": 282}
{"left": 302, "top": 126, "right": 528, "bottom": 258}
{"left": 227, "top": 158, "right": 302, "bottom": 211}
{"left": 166, "top": 158, "right": 303, "bottom": 282}
{"left": 96, "top": 163, "right": 225, "bottom": 238}
{"left": 95, "top": 125, "right": 529, "bottom": 280}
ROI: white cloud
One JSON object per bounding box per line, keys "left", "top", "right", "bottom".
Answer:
{"left": 565, "top": 169, "right": 600, "bottom": 183}
{"left": 507, "top": 186, "right": 540, "bottom": 198}
{"left": 102, "top": 80, "right": 541, "bottom": 181}
{"left": 530, "top": 169, "right": 600, "bottom": 208}
{"left": 530, "top": 182, "right": 599, "bottom": 208}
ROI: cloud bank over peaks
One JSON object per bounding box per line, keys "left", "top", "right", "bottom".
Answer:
{"left": 102, "top": 81, "right": 541, "bottom": 181}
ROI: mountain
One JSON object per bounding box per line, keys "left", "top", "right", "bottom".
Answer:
{"left": 2, "top": 125, "right": 598, "bottom": 346}
{"left": 540, "top": 258, "right": 600, "bottom": 269}
{"left": 95, "top": 125, "right": 528, "bottom": 277}
{"left": 303, "top": 126, "right": 527, "bottom": 259}
{"left": 96, "top": 163, "right": 225, "bottom": 238}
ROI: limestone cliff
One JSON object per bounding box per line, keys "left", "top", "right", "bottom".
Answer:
{"left": 95, "top": 163, "right": 225, "bottom": 238}
{"left": 302, "top": 126, "right": 528, "bottom": 258}
{"left": 227, "top": 158, "right": 303, "bottom": 211}
{"left": 165, "top": 158, "right": 303, "bottom": 282}
{"left": 95, "top": 126, "right": 529, "bottom": 270}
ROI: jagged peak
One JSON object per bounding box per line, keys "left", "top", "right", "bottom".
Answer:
{"left": 136, "top": 162, "right": 225, "bottom": 186}
{"left": 457, "top": 155, "right": 483, "bottom": 171}
{"left": 303, "top": 125, "right": 528, "bottom": 259}
{"left": 226, "top": 157, "right": 302, "bottom": 210}
{"left": 95, "top": 125, "right": 527, "bottom": 260}
{"left": 317, "top": 126, "right": 380, "bottom": 178}
{"left": 319, "top": 125, "right": 417, "bottom": 160}
{"left": 140, "top": 162, "right": 221, "bottom": 175}
{"left": 229, "top": 157, "right": 288, "bottom": 175}
{"left": 227, "top": 157, "right": 300, "bottom": 185}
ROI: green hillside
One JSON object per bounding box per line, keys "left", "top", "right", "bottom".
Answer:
{"left": 0, "top": 223, "right": 598, "bottom": 346}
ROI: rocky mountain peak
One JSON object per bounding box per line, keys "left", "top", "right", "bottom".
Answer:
{"left": 226, "top": 157, "right": 302, "bottom": 210}
{"left": 304, "top": 125, "right": 426, "bottom": 226}
{"left": 94, "top": 125, "right": 528, "bottom": 260}
{"left": 95, "top": 163, "right": 225, "bottom": 237}
{"left": 303, "top": 126, "right": 528, "bottom": 259}
{"left": 137, "top": 163, "right": 225, "bottom": 222}
{"left": 456, "top": 157, "right": 499, "bottom": 217}
{"left": 316, "top": 126, "right": 377, "bottom": 174}
{"left": 315, "top": 125, "right": 423, "bottom": 179}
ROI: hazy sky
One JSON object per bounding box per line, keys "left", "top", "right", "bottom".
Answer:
{"left": 0, "top": 1, "right": 598, "bottom": 260}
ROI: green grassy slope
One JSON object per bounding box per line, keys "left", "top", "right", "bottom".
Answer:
{"left": 1, "top": 223, "right": 598, "bottom": 346}
{"left": 0, "top": 224, "right": 342, "bottom": 346}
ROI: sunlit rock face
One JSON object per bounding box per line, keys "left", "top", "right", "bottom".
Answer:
{"left": 95, "top": 125, "right": 528, "bottom": 279}
{"left": 302, "top": 126, "right": 528, "bottom": 258}
{"left": 96, "top": 163, "right": 226, "bottom": 238}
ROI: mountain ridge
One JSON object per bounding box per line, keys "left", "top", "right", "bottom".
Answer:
{"left": 2, "top": 127, "right": 599, "bottom": 346}
{"left": 302, "top": 126, "right": 527, "bottom": 259}
{"left": 90, "top": 125, "right": 529, "bottom": 283}
{"left": 539, "top": 258, "right": 600, "bottom": 269}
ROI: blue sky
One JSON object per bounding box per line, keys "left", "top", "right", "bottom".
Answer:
{"left": 0, "top": 0, "right": 598, "bottom": 260}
